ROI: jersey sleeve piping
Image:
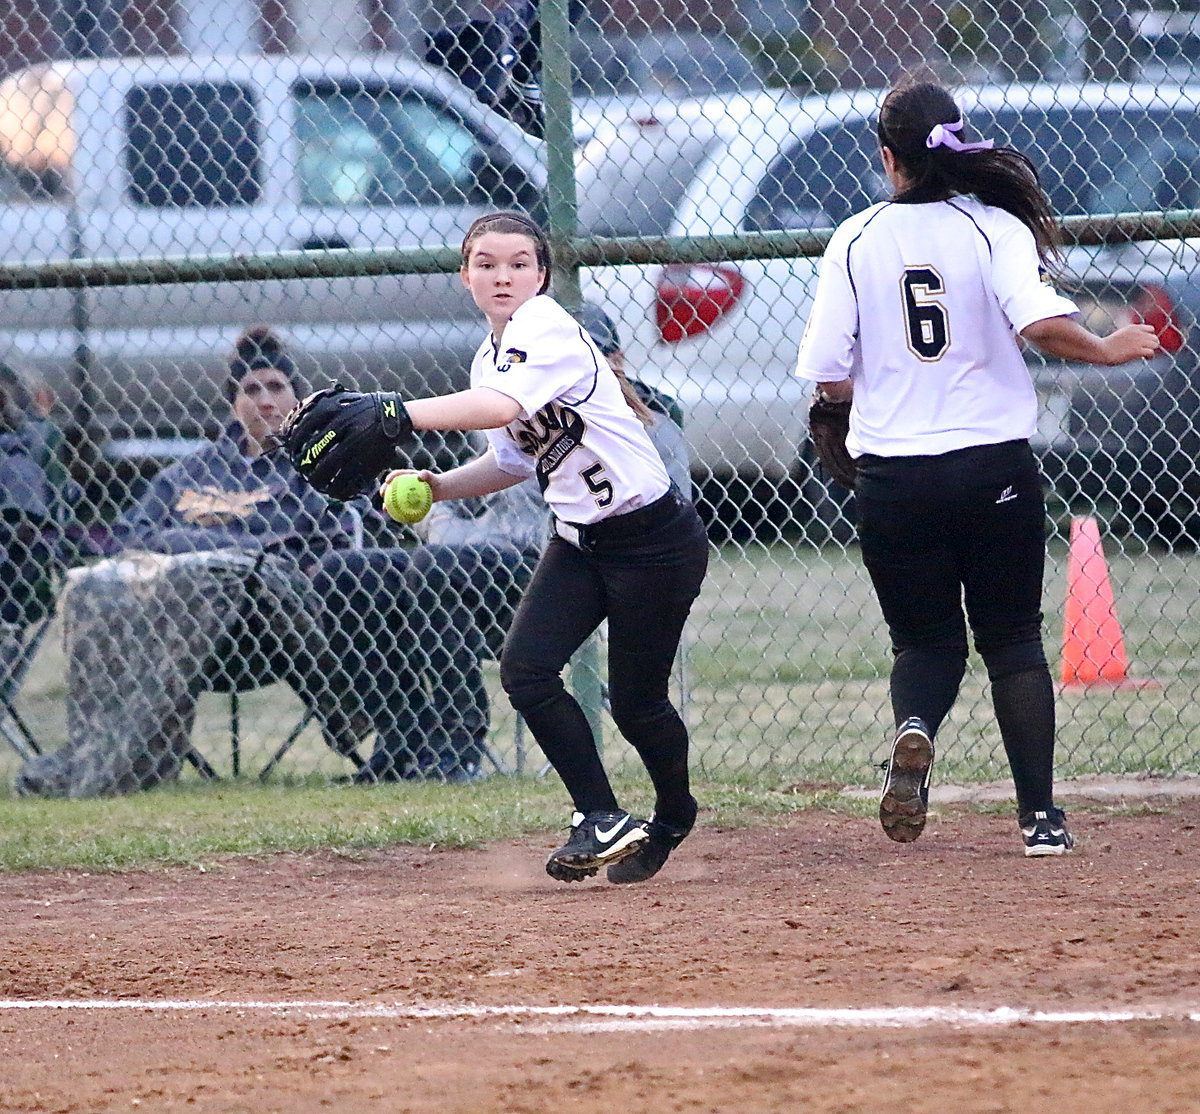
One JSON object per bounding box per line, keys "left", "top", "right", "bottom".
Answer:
{"left": 843, "top": 204, "right": 893, "bottom": 339}
{"left": 946, "top": 197, "right": 995, "bottom": 256}
{"left": 556, "top": 323, "right": 601, "bottom": 407}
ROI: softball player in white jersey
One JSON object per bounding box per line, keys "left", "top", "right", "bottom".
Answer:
{"left": 387, "top": 211, "right": 708, "bottom": 884}
{"left": 795, "top": 82, "right": 1159, "bottom": 856}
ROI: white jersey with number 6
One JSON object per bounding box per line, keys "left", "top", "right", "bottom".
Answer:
{"left": 795, "top": 196, "right": 1078, "bottom": 458}
{"left": 471, "top": 294, "right": 669, "bottom": 524}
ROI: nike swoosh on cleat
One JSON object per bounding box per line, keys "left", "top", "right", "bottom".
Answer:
{"left": 594, "top": 820, "right": 628, "bottom": 843}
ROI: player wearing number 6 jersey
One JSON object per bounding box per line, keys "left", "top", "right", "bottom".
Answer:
{"left": 795, "top": 82, "right": 1159, "bottom": 856}
{"left": 384, "top": 211, "right": 708, "bottom": 883}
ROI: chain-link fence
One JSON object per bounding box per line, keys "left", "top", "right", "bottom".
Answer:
{"left": 0, "top": 0, "right": 1198, "bottom": 796}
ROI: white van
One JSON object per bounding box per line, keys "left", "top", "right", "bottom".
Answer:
{"left": 0, "top": 53, "right": 546, "bottom": 463}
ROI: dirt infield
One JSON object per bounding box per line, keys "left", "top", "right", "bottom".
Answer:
{"left": 2, "top": 798, "right": 1199, "bottom": 1113}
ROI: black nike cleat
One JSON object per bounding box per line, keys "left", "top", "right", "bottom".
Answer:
{"left": 606, "top": 797, "right": 697, "bottom": 885}
{"left": 545, "top": 810, "right": 648, "bottom": 882}
{"left": 879, "top": 716, "right": 935, "bottom": 843}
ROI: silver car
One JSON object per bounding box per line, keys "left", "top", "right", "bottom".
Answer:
{"left": 0, "top": 53, "right": 546, "bottom": 467}
{"left": 578, "top": 85, "right": 1200, "bottom": 543}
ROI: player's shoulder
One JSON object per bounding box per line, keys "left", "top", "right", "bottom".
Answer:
{"left": 830, "top": 202, "right": 889, "bottom": 245}
{"left": 510, "top": 294, "right": 578, "bottom": 335}
{"left": 503, "top": 295, "right": 591, "bottom": 358}
{"left": 947, "top": 196, "right": 1031, "bottom": 239}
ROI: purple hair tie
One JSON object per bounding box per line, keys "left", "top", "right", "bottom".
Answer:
{"left": 926, "top": 120, "right": 994, "bottom": 153}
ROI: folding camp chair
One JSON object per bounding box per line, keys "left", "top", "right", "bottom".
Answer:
{"left": 185, "top": 504, "right": 368, "bottom": 782}
{"left": 0, "top": 615, "right": 53, "bottom": 763}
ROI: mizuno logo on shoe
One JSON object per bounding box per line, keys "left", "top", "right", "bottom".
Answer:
{"left": 995, "top": 486, "right": 1017, "bottom": 504}
{"left": 594, "top": 819, "right": 628, "bottom": 843}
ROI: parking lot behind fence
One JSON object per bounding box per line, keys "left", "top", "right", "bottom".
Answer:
{"left": 1, "top": 0, "right": 1199, "bottom": 787}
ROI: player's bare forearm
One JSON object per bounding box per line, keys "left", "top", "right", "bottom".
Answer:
{"left": 1021, "top": 316, "right": 1160, "bottom": 366}
{"left": 406, "top": 387, "right": 522, "bottom": 431}
{"left": 382, "top": 449, "right": 524, "bottom": 504}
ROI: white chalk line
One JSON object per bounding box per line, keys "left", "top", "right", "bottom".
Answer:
{"left": 0, "top": 1000, "right": 1198, "bottom": 1033}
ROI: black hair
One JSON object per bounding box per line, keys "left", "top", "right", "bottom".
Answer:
{"left": 877, "top": 82, "right": 1061, "bottom": 265}
{"left": 460, "top": 210, "right": 552, "bottom": 293}
{"left": 226, "top": 326, "right": 303, "bottom": 403}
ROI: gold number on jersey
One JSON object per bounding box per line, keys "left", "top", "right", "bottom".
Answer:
{"left": 901, "top": 267, "right": 950, "bottom": 361}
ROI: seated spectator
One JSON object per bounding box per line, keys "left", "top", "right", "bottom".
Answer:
{"left": 354, "top": 302, "right": 691, "bottom": 783}
{"left": 353, "top": 471, "right": 547, "bottom": 783}
{"left": 571, "top": 302, "right": 691, "bottom": 496}
{"left": 0, "top": 360, "right": 69, "bottom": 695}
{"left": 14, "top": 328, "right": 422, "bottom": 796}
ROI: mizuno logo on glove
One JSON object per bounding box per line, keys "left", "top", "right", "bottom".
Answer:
{"left": 301, "top": 430, "right": 336, "bottom": 467}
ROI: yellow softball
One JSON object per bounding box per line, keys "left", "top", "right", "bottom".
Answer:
{"left": 382, "top": 474, "right": 433, "bottom": 524}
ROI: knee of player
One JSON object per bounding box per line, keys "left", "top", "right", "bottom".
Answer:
{"left": 609, "top": 694, "right": 676, "bottom": 738}
{"left": 891, "top": 635, "right": 970, "bottom": 661}
{"left": 498, "top": 653, "right": 562, "bottom": 711}
{"left": 977, "top": 639, "right": 1048, "bottom": 681}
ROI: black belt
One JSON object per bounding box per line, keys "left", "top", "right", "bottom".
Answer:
{"left": 554, "top": 486, "right": 683, "bottom": 549}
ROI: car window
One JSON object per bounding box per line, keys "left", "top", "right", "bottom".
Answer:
{"left": 577, "top": 120, "right": 719, "bottom": 236}
{"left": 125, "top": 81, "right": 261, "bottom": 207}
{"left": 293, "top": 82, "right": 535, "bottom": 209}
{"left": 746, "top": 105, "right": 1200, "bottom": 231}
{"left": 745, "top": 119, "right": 886, "bottom": 231}
{"left": 955, "top": 107, "right": 1200, "bottom": 215}
{"left": 1083, "top": 113, "right": 1200, "bottom": 213}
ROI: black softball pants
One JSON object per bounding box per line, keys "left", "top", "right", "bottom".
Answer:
{"left": 500, "top": 490, "right": 709, "bottom": 825}
{"left": 856, "top": 439, "right": 1057, "bottom": 814}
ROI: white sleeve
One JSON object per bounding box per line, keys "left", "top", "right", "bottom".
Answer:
{"left": 475, "top": 304, "right": 594, "bottom": 418}
{"left": 486, "top": 430, "right": 537, "bottom": 478}
{"left": 794, "top": 225, "right": 860, "bottom": 384}
{"left": 989, "top": 216, "right": 1079, "bottom": 334}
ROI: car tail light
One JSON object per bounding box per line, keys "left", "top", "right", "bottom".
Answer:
{"left": 1130, "top": 283, "right": 1185, "bottom": 354}
{"left": 1074, "top": 282, "right": 1186, "bottom": 357}
{"left": 655, "top": 263, "right": 745, "bottom": 343}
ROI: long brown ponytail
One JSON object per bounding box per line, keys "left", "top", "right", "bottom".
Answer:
{"left": 877, "top": 82, "right": 1062, "bottom": 266}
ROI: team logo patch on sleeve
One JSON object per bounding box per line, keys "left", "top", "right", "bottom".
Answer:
{"left": 496, "top": 348, "right": 527, "bottom": 374}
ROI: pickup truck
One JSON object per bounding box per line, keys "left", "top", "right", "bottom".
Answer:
{"left": 0, "top": 53, "right": 546, "bottom": 466}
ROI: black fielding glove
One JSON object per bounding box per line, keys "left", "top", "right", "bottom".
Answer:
{"left": 270, "top": 384, "right": 415, "bottom": 501}
{"left": 807, "top": 394, "right": 857, "bottom": 490}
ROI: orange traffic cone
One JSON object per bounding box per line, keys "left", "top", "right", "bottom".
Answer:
{"left": 1061, "top": 515, "right": 1158, "bottom": 689}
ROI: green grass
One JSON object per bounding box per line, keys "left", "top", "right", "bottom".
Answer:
{"left": 680, "top": 535, "right": 1200, "bottom": 784}
{"left": 1, "top": 528, "right": 1198, "bottom": 871}
{"left": 0, "top": 777, "right": 848, "bottom": 873}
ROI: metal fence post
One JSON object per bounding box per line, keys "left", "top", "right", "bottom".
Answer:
{"left": 539, "top": 0, "right": 605, "bottom": 748}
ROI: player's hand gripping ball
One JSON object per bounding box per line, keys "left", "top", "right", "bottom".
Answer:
{"left": 383, "top": 474, "right": 433, "bottom": 524}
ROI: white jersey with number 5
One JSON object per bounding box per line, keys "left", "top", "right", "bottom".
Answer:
{"left": 470, "top": 294, "right": 669, "bottom": 524}
{"left": 794, "top": 196, "right": 1078, "bottom": 458}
